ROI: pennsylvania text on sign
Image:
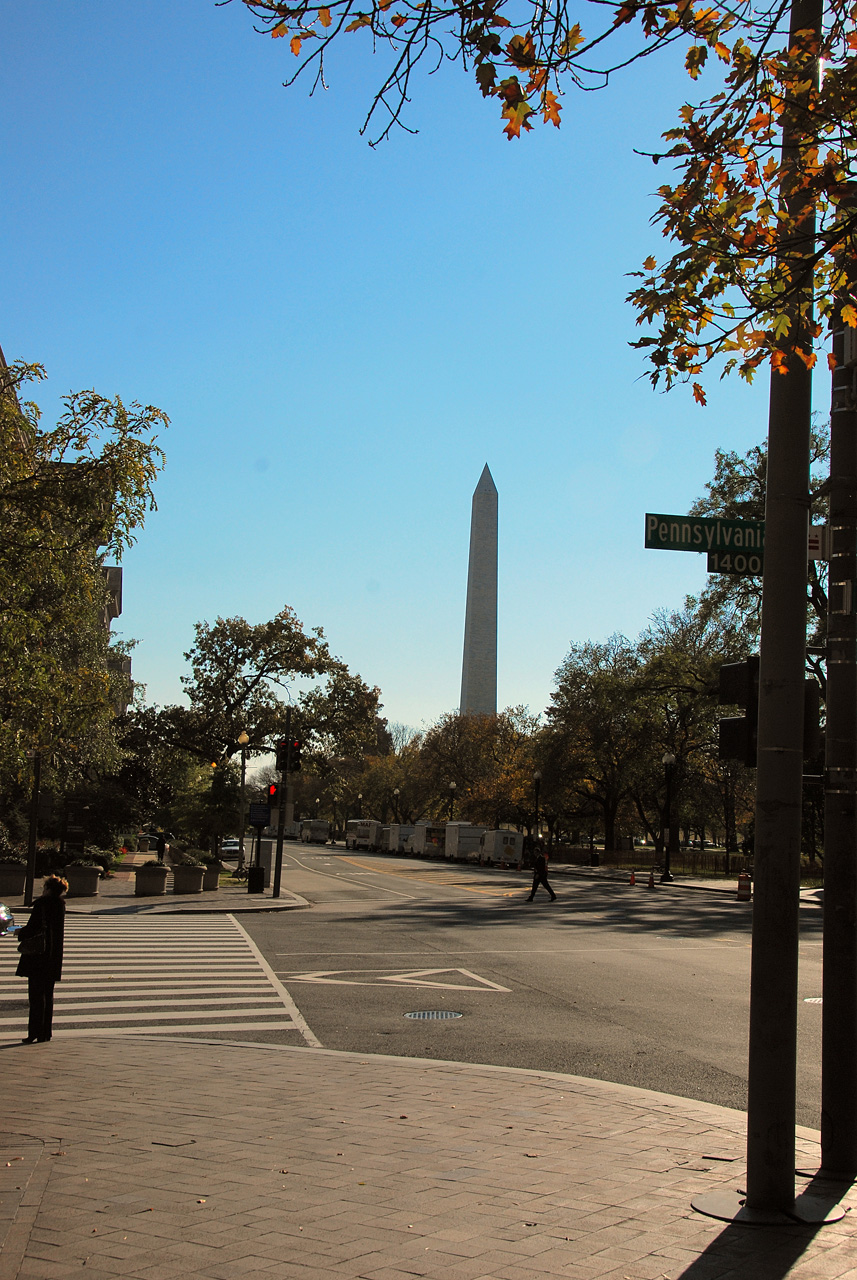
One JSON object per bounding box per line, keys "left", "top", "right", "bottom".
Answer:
{"left": 645, "top": 513, "right": 766, "bottom": 554}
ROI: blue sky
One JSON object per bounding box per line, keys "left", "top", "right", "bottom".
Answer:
{"left": 5, "top": 2, "right": 822, "bottom": 730}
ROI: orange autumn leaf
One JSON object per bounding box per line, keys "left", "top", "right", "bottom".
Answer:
{"left": 828, "top": 352, "right": 838, "bottom": 371}
{"left": 318, "top": 7, "right": 332, "bottom": 25}
{"left": 542, "top": 90, "right": 561, "bottom": 127}
{"left": 771, "top": 349, "right": 789, "bottom": 373}
{"left": 692, "top": 381, "right": 707, "bottom": 405}
{"left": 291, "top": 34, "right": 302, "bottom": 54}
{"left": 643, "top": 256, "right": 657, "bottom": 270}
{"left": 391, "top": 13, "right": 408, "bottom": 26}
{"left": 841, "top": 303, "right": 857, "bottom": 327}
{"left": 272, "top": 21, "right": 287, "bottom": 37}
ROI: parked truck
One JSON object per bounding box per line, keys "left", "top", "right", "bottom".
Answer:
{"left": 344, "top": 819, "right": 384, "bottom": 851}
{"left": 444, "top": 823, "right": 487, "bottom": 861}
{"left": 408, "top": 823, "right": 447, "bottom": 856}
{"left": 479, "top": 830, "right": 524, "bottom": 865}
{"left": 384, "top": 824, "right": 416, "bottom": 854}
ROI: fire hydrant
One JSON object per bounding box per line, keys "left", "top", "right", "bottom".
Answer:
{"left": 737, "top": 871, "right": 752, "bottom": 902}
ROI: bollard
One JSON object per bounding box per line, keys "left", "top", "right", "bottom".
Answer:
{"left": 629, "top": 870, "right": 636, "bottom": 886}
{"left": 647, "top": 868, "right": 655, "bottom": 890}
{"left": 737, "top": 870, "right": 752, "bottom": 901}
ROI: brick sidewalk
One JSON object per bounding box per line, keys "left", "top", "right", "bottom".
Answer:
{"left": 1, "top": 1037, "right": 854, "bottom": 1280}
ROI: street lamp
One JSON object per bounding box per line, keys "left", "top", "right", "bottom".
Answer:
{"left": 533, "top": 770, "right": 542, "bottom": 840}
{"left": 357, "top": 792, "right": 363, "bottom": 819}
{"left": 393, "top": 787, "right": 400, "bottom": 822}
{"left": 661, "top": 753, "right": 676, "bottom": 882}
{"left": 448, "top": 781, "right": 457, "bottom": 820}
{"left": 237, "top": 731, "right": 249, "bottom": 874}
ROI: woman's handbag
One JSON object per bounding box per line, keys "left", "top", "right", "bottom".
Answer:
{"left": 17, "top": 928, "right": 47, "bottom": 956}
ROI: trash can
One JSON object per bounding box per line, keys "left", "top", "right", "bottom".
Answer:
{"left": 590, "top": 851, "right": 600, "bottom": 867}
{"left": 247, "top": 865, "right": 265, "bottom": 894}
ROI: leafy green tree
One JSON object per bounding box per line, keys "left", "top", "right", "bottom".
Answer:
{"left": 689, "top": 427, "right": 830, "bottom": 682}
{"left": 0, "top": 354, "right": 167, "bottom": 806}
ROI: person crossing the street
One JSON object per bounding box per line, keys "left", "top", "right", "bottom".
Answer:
{"left": 526, "top": 840, "right": 557, "bottom": 902}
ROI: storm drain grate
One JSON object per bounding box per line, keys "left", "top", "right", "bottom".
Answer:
{"left": 404, "top": 1010, "right": 463, "bottom": 1020}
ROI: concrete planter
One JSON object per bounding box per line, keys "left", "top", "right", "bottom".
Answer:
{"left": 134, "top": 865, "right": 170, "bottom": 896}
{"left": 202, "top": 863, "right": 224, "bottom": 891}
{"left": 65, "top": 865, "right": 101, "bottom": 898}
{"left": 172, "top": 864, "right": 205, "bottom": 895}
{"left": 0, "top": 863, "right": 26, "bottom": 896}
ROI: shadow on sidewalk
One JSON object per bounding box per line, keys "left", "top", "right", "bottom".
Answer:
{"left": 678, "top": 1219, "right": 821, "bottom": 1279}
{"left": 678, "top": 1170, "right": 854, "bottom": 1279}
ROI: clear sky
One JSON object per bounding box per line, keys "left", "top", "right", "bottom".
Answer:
{"left": 4, "top": 3, "right": 827, "bottom": 731}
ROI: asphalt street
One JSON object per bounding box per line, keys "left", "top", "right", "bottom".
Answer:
{"left": 241, "top": 845, "right": 825, "bottom": 1129}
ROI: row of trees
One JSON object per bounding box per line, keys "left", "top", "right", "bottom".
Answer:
{"left": 302, "top": 604, "right": 759, "bottom": 853}
{"left": 1, "top": 403, "right": 826, "bottom": 859}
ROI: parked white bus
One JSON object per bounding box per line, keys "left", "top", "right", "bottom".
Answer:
{"left": 300, "top": 819, "right": 330, "bottom": 844}
{"left": 344, "top": 819, "right": 384, "bottom": 851}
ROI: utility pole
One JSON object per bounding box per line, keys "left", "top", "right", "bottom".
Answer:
{"left": 695, "top": 0, "right": 827, "bottom": 1222}
{"left": 821, "top": 184, "right": 857, "bottom": 1179}
{"left": 24, "top": 750, "right": 41, "bottom": 907}
{"left": 273, "top": 708, "right": 291, "bottom": 899}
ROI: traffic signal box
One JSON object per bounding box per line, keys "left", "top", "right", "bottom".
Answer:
{"left": 718, "top": 655, "right": 821, "bottom": 767}
{"left": 275, "top": 739, "right": 302, "bottom": 771}
{"left": 267, "top": 782, "right": 280, "bottom": 807}
{"left": 718, "top": 656, "right": 760, "bottom": 767}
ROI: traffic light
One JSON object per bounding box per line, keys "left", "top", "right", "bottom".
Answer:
{"left": 266, "top": 782, "right": 280, "bottom": 807}
{"left": 718, "top": 655, "right": 760, "bottom": 767}
{"left": 291, "top": 738, "right": 302, "bottom": 771}
{"left": 275, "top": 740, "right": 288, "bottom": 771}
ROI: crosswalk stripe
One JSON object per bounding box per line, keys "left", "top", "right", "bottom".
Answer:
{"left": 0, "top": 914, "right": 318, "bottom": 1044}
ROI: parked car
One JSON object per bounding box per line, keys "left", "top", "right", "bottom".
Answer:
{"left": 220, "top": 839, "right": 242, "bottom": 861}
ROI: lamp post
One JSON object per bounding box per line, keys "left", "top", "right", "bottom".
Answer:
{"left": 661, "top": 753, "right": 676, "bottom": 882}
{"left": 448, "top": 781, "right": 457, "bottom": 821}
{"left": 237, "top": 731, "right": 249, "bottom": 875}
{"left": 393, "top": 787, "right": 400, "bottom": 822}
{"left": 357, "top": 792, "right": 362, "bottom": 819}
{"left": 533, "top": 770, "right": 542, "bottom": 841}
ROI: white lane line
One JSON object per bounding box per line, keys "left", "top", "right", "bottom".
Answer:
{"left": 49, "top": 996, "right": 284, "bottom": 1011}
{"left": 52, "top": 1022, "right": 302, "bottom": 1037}
{"left": 0, "top": 1007, "right": 291, "bottom": 1027}
{"left": 227, "top": 915, "right": 321, "bottom": 1047}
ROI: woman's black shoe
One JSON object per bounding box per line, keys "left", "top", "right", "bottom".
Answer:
{"left": 21, "top": 1037, "right": 38, "bottom": 1044}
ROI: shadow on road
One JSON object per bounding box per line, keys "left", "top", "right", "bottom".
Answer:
{"left": 331, "top": 876, "right": 822, "bottom": 941}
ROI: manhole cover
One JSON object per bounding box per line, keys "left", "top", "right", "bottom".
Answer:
{"left": 404, "top": 1010, "right": 463, "bottom": 1020}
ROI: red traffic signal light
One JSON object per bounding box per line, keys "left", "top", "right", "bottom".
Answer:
{"left": 291, "top": 738, "right": 302, "bottom": 771}
{"left": 266, "top": 782, "right": 280, "bottom": 806}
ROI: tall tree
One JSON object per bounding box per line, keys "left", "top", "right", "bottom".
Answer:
{"left": 0, "top": 357, "right": 167, "bottom": 798}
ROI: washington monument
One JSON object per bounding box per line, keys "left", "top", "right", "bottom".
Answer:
{"left": 459, "top": 464, "right": 498, "bottom": 716}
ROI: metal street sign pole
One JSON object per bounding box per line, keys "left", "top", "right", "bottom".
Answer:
{"left": 821, "top": 185, "right": 857, "bottom": 1179}
{"left": 272, "top": 708, "right": 291, "bottom": 899}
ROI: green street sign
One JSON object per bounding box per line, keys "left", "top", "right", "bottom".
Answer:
{"left": 645, "top": 512, "right": 765, "bottom": 555}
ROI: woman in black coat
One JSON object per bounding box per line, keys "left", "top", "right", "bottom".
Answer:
{"left": 16, "top": 875, "right": 67, "bottom": 1043}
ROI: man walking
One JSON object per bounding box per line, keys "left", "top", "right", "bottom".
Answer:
{"left": 526, "top": 841, "right": 556, "bottom": 902}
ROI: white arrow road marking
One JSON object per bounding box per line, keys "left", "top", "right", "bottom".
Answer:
{"left": 282, "top": 967, "right": 510, "bottom": 992}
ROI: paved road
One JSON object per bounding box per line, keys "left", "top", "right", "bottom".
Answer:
{"left": 242, "top": 845, "right": 825, "bottom": 1129}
